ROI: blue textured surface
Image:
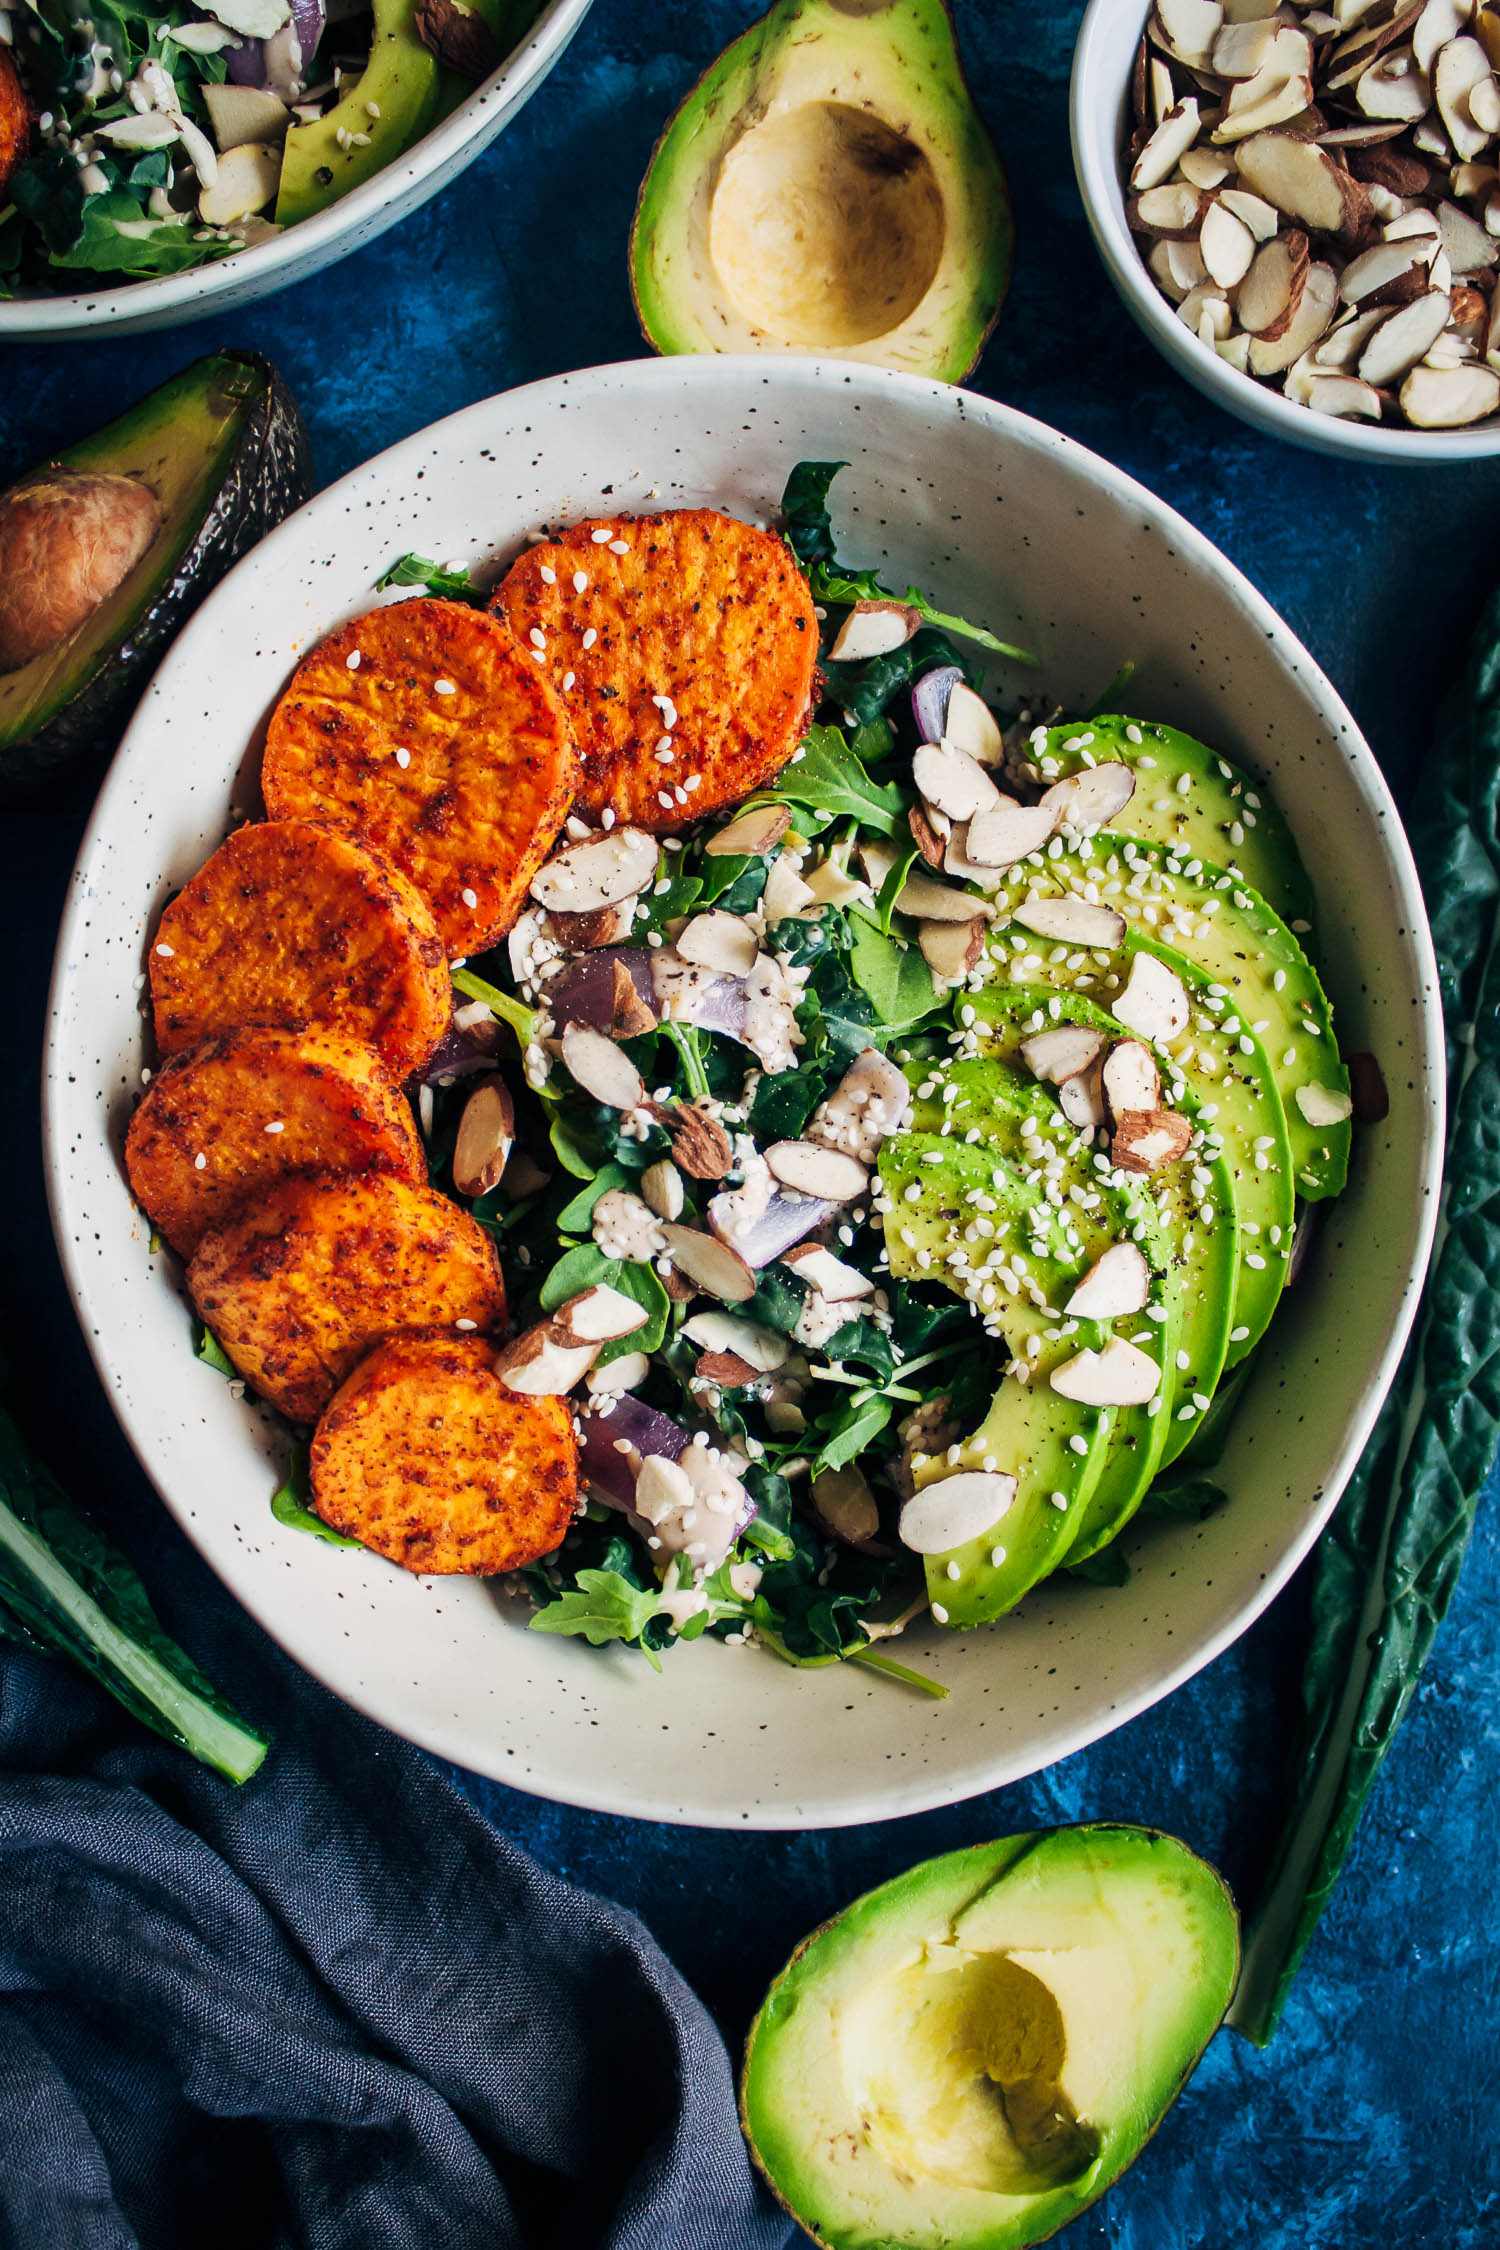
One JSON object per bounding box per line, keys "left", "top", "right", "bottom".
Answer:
{"left": 3, "top": 2, "right": 1500, "bottom": 2243}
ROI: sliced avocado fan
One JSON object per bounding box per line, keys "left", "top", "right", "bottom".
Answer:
{"left": 277, "top": 0, "right": 442, "bottom": 225}
{"left": 879, "top": 1064, "right": 1179, "bottom": 1623}
{"left": 741, "top": 1822, "right": 1240, "bottom": 2250}
{"left": 630, "top": 0, "right": 1013, "bottom": 382}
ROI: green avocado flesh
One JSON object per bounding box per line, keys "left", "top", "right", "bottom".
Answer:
{"left": 276, "top": 0, "right": 441, "bottom": 225}
{"left": 1022, "top": 716, "right": 1317, "bottom": 934}
{"left": 741, "top": 1823, "right": 1240, "bottom": 2250}
{"left": 630, "top": 0, "right": 1014, "bottom": 382}
{"left": 0, "top": 351, "right": 312, "bottom": 789}
{"left": 878, "top": 1066, "right": 1179, "bottom": 1622}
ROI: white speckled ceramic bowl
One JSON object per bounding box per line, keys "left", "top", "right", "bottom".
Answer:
{"left": 0, "top": 0, "right": 591, "bottom": 341}
{"left": 1071, "top": 0, "right": 1500, "bottom": 464}
{"left": 44, "top": 357, "right": 1443, "bottom": 1828}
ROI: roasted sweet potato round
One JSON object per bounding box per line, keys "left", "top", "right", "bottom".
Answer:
{"left": 310, "top": 1329, "right": 578, "bottom": 1575}
{"left": 188, "top": 1171, "right": 506, "bottom": 1424}
{"left": 492, "top": 509, "right": 819, "bottom": 828}
{"left": 149, "top": 817, "right": 449, "bottom": 1082}
{"left": 261, "top": 596, "right": 579, "bottom": 952}
{"left": 0, "top": 47, "right": 27, "bottom": 208}
{"left": 125, "top": 1025, "right": 424, "bottom": 1257}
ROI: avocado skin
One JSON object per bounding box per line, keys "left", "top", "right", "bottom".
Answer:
{"left": 0, "top": 351, "right": 313, "bottom": 798}
{"left": 741, "top": 1823, "right": 1240, "bottom": 2250}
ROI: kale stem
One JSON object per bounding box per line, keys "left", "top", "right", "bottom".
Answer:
{"left": 662, "top": 1022, "right": 711, "bottom": 1101}
{"left": 847, "top": 1646, "right": 950, "bottom": 1699}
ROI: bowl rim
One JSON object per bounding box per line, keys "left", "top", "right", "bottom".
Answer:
{"left": 1069, "top": 0, "right": 1500, "bottom": 465}
{"left": 0, "top": 0, "right": 592, "bottom": 336}
{"left": 41, "top": 355, "right": 1447, "bottom": 1825}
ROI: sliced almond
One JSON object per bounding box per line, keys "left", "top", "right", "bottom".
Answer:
{"left": 1239, "top": 227, "right": 1311, "bottom": 333}
{"left": 659, "top": 1223, "right": 756, "bottom": 1303}
{"left": 1111, "top": 1107, "right": 1195, "bottom": 1171}
{"left": 1019, "top": 1024, "right": 1105, "bottom": 1084}
{"left": 781, "top": 1243, "right": 875, "bottom": 1301}
{"left": 682, "top": 1309, "right": 789, "bottom": 1370}
{"left": 1050, "top": 1338, "right": 1162, "bottom": 1407}
{"left": 1065, "top": 1242, "right": 1154, "bottom": 1321}
{"left": 813, "top": 1465, "right": 885, "bottom": 1551}
{"left": 1201, "top": 198, "right": 1256, "bottom": 286}
{"left": 1234, "top": 129, "right": 1372, "bottom": 234}
{"left": 553, "top": 1283, "right": 651, "bottom": 1346}
{"left": 560, "top": 1021, "right": 646, "bottom": 1110}
{"left": 941, "top": 681, "right": 1005, "bottom": 766}
{"left": 1040, "top": 761, "right": 1137, "bottom": 832}
{"left": 495, "top": 1324, "right": 599, "bottom": 1396}
{"left": 1213, "top": 15, "right": 1279, "bottom": 74}
{"left": 909, "top": 803, "right": 949, "bottom": 869}
{"left": 1101, "top": 1038, "right": 1163, "bottom": 1122}
{"left": 1399, "top": 357, "right": 1500, "bottom": 415}
{"left": 1212, "top": 70, "right": 1317, "bottom": 141}
{"left": 1305, "top": 371, "right": 1385, "bottom": 414}
{"left": 1179, "top": 141, "right": 1236, "bottom": 188}
{"left": 1355, "top": 47, "right": 1431, "bottom": 122}
{"left": 609, "top": 959, "right": 659, "bottom": 1039}
{"left": 586, "top": 1349, "right": 650, "bottom": 1396}
{"left": 546, "top": 900, "right": 633, "bottom": 949}
{"left": 941, "top": 820, "right": 1007, "bottom": 890}
{"left": 919, "top": 915, "right": 988, "bottom": 984}
{"left": 1437, "top": 195, "right": 1500, "bottom": 269}
{"left": 764, "top": 1140, "right": 868, "bottom": 1201}
{"left": 450, "top": 1074, "right": 516, "bottom": 1197}
{"left": 913, "top": 740, "right": 1003, "bottom": 822}
{"left": 894, "top": 863, "right": 997, "bottom": 924}
{"left": 1151, "top": 0, "right": 1223, "bottom": 69}
{"left": 1472, "top": 73, "right": 1500, "bottom": 134}
{"left": 1219, "top": 182, "right": 1282, "bottom": 237}
{"left": 692, "top": 1348, "right": 759, "bottom": 1388}
{"left": 808, "top": 1047, "right": 912, "bottom": 1164}
{"left": 1357, "top": 288, "right": 1454, "bottom": 379}
{"left": 705, "top": 802, "right": 792, "bottom": 857}
{"left": 965, "top": 798, "right": 1060, "bottom": 867}
{"left": 761, "top": 848, "right": 816, "bottom": 922}
{"left": 1326, "top": 0, "right": 1426, "bottom": 86}
{"left": 1012, "top": 894, "right": 1128, "bottom": 948}
{"left": 530, "top": 827, "right": 658, "bottom": 915}
{"left": 1451, "top": 281, "right": 1492, "bottom": 329}
{"left": 640, "top": 1158, "right": 685, "bottom": 1220}
{"left": 656, "top": 1101, "right": 735, "bottom": 1180}
{"left": 1216, "top": 330, "right": 1255, "bottom": 370}
{"left": 1436, "top": 36, "right": 1496, "bottom": 161}
{"left": 676, "top": 910, "right": 759, "bottom": 977}
{"left": 825, "top": 599, "right": 920, "bottom": 662}
{"left": 1059, "top": 1062, "right": 1108, "bottom": 1134}
{"left": 898, "top": 1469, "right": 1017, "bottom": 1555}
{"left": 1250, "top": 258, "right": 1340, "bottom": 368}
{"left": 1150, "top": 237, "right": 1209, "bottom": 300}
{"left": 1295, "top": 1081, "right": 1356, "bottom": 1125}
{"left": 1346, "top": 139, "right": 1434, "bottom": 192}
{"left": 1112, "top": 952, "right": 1190, "bottom": 1043}
{"left": 1131, "top": 181, "right": 1209, "bottom": 236}
{"left": 1151, "top": 54, "right": 1177, "bottom": 126}
{"left": 1312, "top": 303, "right": 1396, "bottom": 366}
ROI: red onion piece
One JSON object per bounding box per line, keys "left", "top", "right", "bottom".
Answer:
{"left": 421, "top": 1005, "right": 500, "bottom": 1085}
{"left": 225, "top": 36, "right": 266, "bottom": 82}
{"left": 912, "top": 663, "right": 965, "bottom": 745}
{"left": 291, "top": 0, "right": 324, "bottom": 65}
{"left": 709, "top": 1185, "right": 834, "bottom": 1268}
{"left": 579, "top": 1394, "right": 690, "bottom": 1510}
{"left": 546, "top": 949, "right": 656, "bottom": 1034}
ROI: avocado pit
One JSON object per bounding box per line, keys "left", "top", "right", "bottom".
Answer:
{"left": 707, "top": 101, "right": 946, "bottom": 348}
{"left": 0, "top": 471, "right": 161, "bottom": 675}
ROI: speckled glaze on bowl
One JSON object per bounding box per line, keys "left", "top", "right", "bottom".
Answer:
{"left": 44, "top": 357, "right": 1443, "bottom": 1829}
{"left": 0, "top": 0, "right": 591, "bottom": 341}
{"left": 1071, "top": 0, "right": 1500, "bottom": 464}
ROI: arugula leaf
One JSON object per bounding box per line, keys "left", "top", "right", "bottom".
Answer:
{"left": 633, "top": 868, "right": 701, "bottom": 936}
{"left": 1140, "top": 1477, "right": 1227, "bottom": 1524}
{"left": 810, "top": 562, "right": 1039, "bottom": 666}
{"left": 0, "top": 1402, "right": 269, "bottom": 1783}
{"left": 820, "top": 1318, "right": 897, "bottom": 1386}
{"left": 811, "top": 1391, "right": 894, "bottom": 1477}
{"left": 1229, "top": 581, "right": 1500, "bottom": 2046}
{"left": 594, "top": 1261, "right": 670, "bottom": 1367}
{"left": 10, "top": 149, "right": 87, "bottom": 255}
{"left": 547, "top": 1112, "right": 601, "bottom": 1180}
{"left": 529, "top": 1569, "right": 670, "bottom": 1668}
{"left": 374, "top": 553, "right": 488, "bottom": 604}
{"left": 798, "top": 949, "right": 880, "bottom": 1068}
{"left": 450, "top": 967, "right": 538, "bottom": 1048}
{"left": 741, "top": 1466, "right": 796, "bottom": 1563}
{"left": 748, "top": 1264, "right": 809, "bottom": 1339}
{"left": 270, "top": 1449, "right": 360, "bottom": 1550}
{"left": 1066, "top": 1546, "right": 1131, "bottom": 1588}
{"left": 49, "top": 193, "right": 223, "bottom": 277}
{"left": 555, "top": 1163, "right": 631, "bottom": 1236}
{"left": 779, "top": 460, "right": 847, "bottom": 566}
{"left": 747, "top": 1065, "right": 825, "bottom": 1144}
{"left": 539, "top": 1242, "right": 619, "bottom": 1311}
{"left": 195, "top": 1324, "right": 237, "bottom": 1378}
{"left": 847, "top": 915, "right": 941, "bottom": 1034}
{"left": 875, "top": 838, "right": 921, "bottom": 934}
{"left": 770, "top": 724, "right": 906, "bottom": 837}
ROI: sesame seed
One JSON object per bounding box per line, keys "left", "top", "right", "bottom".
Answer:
{"left": 395, "top": 747, "right": 411, "bottom": 768}
{"left": 155, "top": 942, "right": 174, "bottom": 958}
{"left": 455, "top": 1318, "right": 477, "bottom": 1331}
{"left": 655, "top": 744, "right": 674, "bottom": 764}
{"left": 945, "top": 1559, "right": 961, "bottom": 1581}
{"left": 1068, "top": 1435, "right": 1088, "bottom": 1456}
{"left": 601, "top": 808, "right": 615, "bottom": 829}
{"left": 346, "top": 650, "right": 361, "bottom": 670}
{"left": 349, "top": 129, "right": 370, "bottom": 145}
{"left": 608, "top": 538, "right": 629, "bottom": 554}
{"left": 462, "top": 887, "right": 478, "bottom": 909}
{"left": 193, "top": 1152, "right": 207, "bottom": 1170}
{"left": 562, "top": 671, "right": 575, "bottom": 691}
{"left": 658, "top": 790, "right": 674, "bottom": 811}
{"left": 528, "top": 627, "right": 546, "bottom": 649}
{"left": 1230, "top": 1324, "right": 1250, "bottom": 1343}
{"left": 931, "top": 1603, "right": 950, "bottom": 1624}
{"left": 572, "top": 571, "right": 588, "bottom": 593}
{"left": 435, "top": 678, "right": 456, "bottom": 696}
{"left": 590, "top": 528, "right": 612, "bottom": 544}
{"left": 582, "top": 628, "right": 598, "bottom": 650}
{"left": 265, "top": 1119, "right": 285, "bottom": 1135}
{"left": 365, "top": 99, "right": 380, "bottom": 116}
{"left": 539, "top": 566, "right": 556, "bottom": 585}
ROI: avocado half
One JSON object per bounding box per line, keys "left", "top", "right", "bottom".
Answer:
{"left": 0, "top": 350, "right": 314, "bottom": 794}
{"left": 631, "top": 0, "right": 1013, "bottom": 383}
{"left": 741, "top": 1824, "right": 1239, "bottom": 2250}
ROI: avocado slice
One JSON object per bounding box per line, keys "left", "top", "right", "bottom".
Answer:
{"left": 630, "top": 0, "right": 1013, "bottom": 383}
{"left": 276, "top": 0, "right": 442, "bottom": 226}
{"left": 741, "top": 1822, "right": 1239, "bottom": 2250}
{"left": 966, "top": 985, "right": 1237, "bottom": 1499}
{"left": 879, "top": 1066, "right": 1177, "bottom": 1622}
{"left": 0, "top": 351, "right": 312, "bottom": 794}
{"left": 1018, "top": 716, "right": 1316, "bottom": 933}
{"left": 983, "top": 909, "right": 1294, "bottom": 1368}
{"left": 991, "top": 832, "right": 1349, "bottom": 1198}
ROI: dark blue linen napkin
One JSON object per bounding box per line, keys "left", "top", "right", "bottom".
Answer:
{"left": 0, "top": 1541, "right": 792, "bottom": 2250}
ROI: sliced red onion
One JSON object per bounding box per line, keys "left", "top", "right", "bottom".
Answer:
{"left": 709, "top": 1182, "right": 835, "bottom": 1269}
{"left": 226, "top": 36, "right": 266, "bottom": 81}
{"left": 291, "top": 0, "right": 324, "bottom": 65}
{"left": 421, "top": 1003, "right": 500, "bottom": 1085}
{"left": 546, "top": 948, "right": 657, "bottom": 1035}
{"left": 579, "top": 1394, "right": 689, "bottom": 1510}
{"left": 912, "top": 663, "right": 965, "bottom": 746}
{"left": 649, "top": 947, "right": 749, "bottom": 1040}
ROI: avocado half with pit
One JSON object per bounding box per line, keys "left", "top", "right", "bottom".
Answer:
{"left": 631, "top": 0, "right": 1013, "bottom": 382}
{"left": 0, "top": 350, "right": 313, "bottom": 794}
{"left": 742, "top": 1824, "right": 1239, "bottom": 2250}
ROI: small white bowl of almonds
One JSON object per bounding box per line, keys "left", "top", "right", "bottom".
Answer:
{"left": 1072, "top": 0, "right": 1500, "bottom": 458}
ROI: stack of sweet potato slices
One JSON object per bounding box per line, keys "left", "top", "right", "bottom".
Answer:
{"left": 127, "top": 508, "right": 821, "bottom": 1574}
